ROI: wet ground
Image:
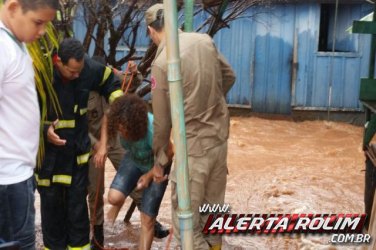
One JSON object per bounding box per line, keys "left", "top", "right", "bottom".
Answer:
{"left": 35, "top": 115, "right": 367, "bottom": 249}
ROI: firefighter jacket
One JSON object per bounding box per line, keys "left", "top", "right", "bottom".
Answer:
{"left": 35, "top": 56, "right": 122, "bottom": 187}
{"left": 151, "top": 32, "right": 236, "bottom": 168}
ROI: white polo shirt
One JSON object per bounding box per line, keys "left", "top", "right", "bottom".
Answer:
{"left": 0, "top": 21, "right": 40, "bottom": 185}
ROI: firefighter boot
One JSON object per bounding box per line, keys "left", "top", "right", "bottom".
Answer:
{"left": 209, "top": 245, "right": 221, "bottom": 250}
{"left": 91, "top": 224, "right": 104, "bottom": 250}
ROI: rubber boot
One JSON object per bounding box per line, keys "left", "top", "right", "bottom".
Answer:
{"left": 91, "top": 224, "right": 104, "bottom": 250}
{"left": 209, "top": 244, "right": 222, "bottom": 250}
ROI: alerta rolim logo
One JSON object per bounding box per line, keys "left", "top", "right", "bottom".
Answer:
{"left": 200, "top": 211, "right": 371, "bottom": 245}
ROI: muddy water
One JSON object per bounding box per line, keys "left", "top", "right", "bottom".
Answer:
{"left": 35, "top": 116, "right": 366, "bottom": 249}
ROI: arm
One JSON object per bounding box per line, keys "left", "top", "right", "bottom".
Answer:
{"left": 90, "top": 61, "right": 122, "bottom": 165}
{"left": 93, "top": 60, "right": 122, "bottom": 104}
{"left": 137, "top": 137, "right": 174, "bottom": 189}
{"left": 89, "top": 95, "right": 109, "bottom": 168}
{"left": 46, "top": 119, "right": 67, "bottom": 146}
{"left": 151, "top": 65, "right": 172, "bottom": 183}
{"left": 218, "top": 52, "right": 236, "bottom": 96}
{"left": 93, "top": 113, "right": 108, "bottom": 168}
{"left": 136, "top": 169, "right": 154, "bottom": 190}
{"left": 114, "top": 61, "right": 142, "bottom": 94}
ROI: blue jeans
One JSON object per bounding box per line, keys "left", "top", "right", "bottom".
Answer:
{"left": 110, "top": 154, "right": 170, "bottom": 217}
{"left": 0, "top": 176, "right": 35, "bottom": 250}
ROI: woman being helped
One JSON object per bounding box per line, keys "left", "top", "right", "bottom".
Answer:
{"left": 106, "top": 94, "right": 172, "bottom": 249}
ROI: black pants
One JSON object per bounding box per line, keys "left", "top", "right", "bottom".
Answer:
{"left": 365, "top": 156, "right": 376, "bottom": 230}
{"left": 38, "top": 165, "right": 89, "bottom": 249}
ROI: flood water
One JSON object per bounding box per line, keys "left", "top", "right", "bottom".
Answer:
{"left": 35, "top": 115, "right": 367, "bottom": 249}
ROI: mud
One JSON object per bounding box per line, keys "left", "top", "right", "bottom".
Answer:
{"left": 35, "top": 115, "right": 366, "bottom": 249}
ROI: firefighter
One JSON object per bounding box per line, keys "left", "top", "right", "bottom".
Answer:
{"left": 145, "top": 4, "right": 235, "bottom": 249}
{"left": 87, "top": 56, "right": 142, "bottom": 249}
{"left": 35, "top": 38, "right": 122, "bottom": 250}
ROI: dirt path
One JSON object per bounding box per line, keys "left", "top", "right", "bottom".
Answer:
{"left": 35, "top": 115, "right": 366, "bottom": 249}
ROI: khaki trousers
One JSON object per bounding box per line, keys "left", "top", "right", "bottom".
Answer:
{"left": 171, "top": 141, "right": 228, "bottom": 250}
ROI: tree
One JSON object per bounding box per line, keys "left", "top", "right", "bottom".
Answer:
{"left": 26, "top": 24, "right": 61, "bottom": 165}
{"left": 55, "top": 0, "right": 151, "bottom": 69}
{"left": 55, "top": 0, "right": 265, "bottom": 76}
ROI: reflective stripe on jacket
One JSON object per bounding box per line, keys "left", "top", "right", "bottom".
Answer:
{"left": 36, "top": 56, "right": 122, "bottom": 186}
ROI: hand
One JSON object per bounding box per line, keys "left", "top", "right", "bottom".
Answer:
{"left": 93, "top": 141, "right": 107, "bottom": 168}
{"left": 167, "top": 140, "right": 174, "bottom": 161}
{"left": 137, "top": 171, "right": 153, "bottom": 190}
{"left": 152, "top": 165, "right": 168, "bottom": 183}
{"left": 47, "top": 119, "right": 67, "bottom": 146}
{"left": 128, "top": 61, "right": 137, "bottom": 74}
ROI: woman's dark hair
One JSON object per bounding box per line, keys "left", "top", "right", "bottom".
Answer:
{"left": 108, "top": 94, "right": 148, "bottom": 142}
{"left": 58, "top": 38, "right": 85, "bottom": 64}
{"left": 16, "top": 0, "right": 59, "bottom": 12}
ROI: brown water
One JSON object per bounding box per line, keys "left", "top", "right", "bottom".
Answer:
{"left": 35, "top": 115, "right": 366, "bottom": 250}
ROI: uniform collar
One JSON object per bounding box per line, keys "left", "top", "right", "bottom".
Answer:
{"left": 0, "top": 20, "right": 25, "bottom": 53}
{"left": 154, "top": 30, "right": 183, "bottom": 63}
{"left": 155, "top": 38, "right": 166, "bottom": 60}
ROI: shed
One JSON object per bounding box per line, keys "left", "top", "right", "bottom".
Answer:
{"left": 214, "top": 0, "right": 373, "bottom": 113}
{"left": 73, "top": 0, "right": 373, "bottom": 114}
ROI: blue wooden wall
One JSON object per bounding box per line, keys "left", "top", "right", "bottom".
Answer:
{"left": 293, "top": 3, "right": 372, "bottom": 111}
{"left": 73, "top": 2, "right": 373, "bottom": 114}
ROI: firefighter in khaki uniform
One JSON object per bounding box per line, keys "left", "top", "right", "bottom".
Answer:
{"left": 35, "top": 38, "right": 123, "bottom": 250}
{"left": 145, "top": 4, "right": 236, "bottom": 250}
{"left": 86, "top": 57, "right": 142, "bottom": 249}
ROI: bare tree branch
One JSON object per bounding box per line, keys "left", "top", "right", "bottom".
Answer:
{"left": 53, "top": 0, "right": 265, "bottom": 79}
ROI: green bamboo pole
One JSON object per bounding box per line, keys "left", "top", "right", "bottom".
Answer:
{"left": 184, "top": 0, "right": 194, "bottom": 32}
{"left": 164, "top": 0, "right": 193, "bottom": 249}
